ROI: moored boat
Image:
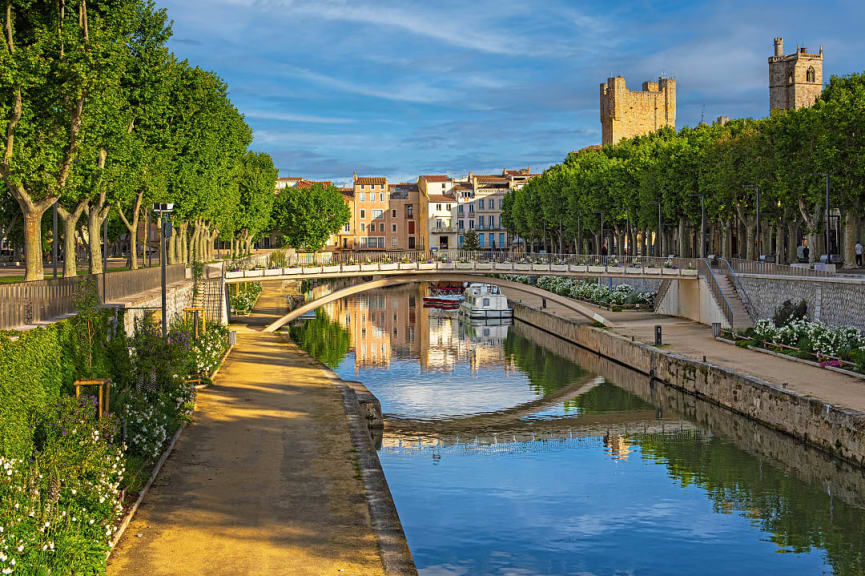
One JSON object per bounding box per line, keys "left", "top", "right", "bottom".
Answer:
{"left": 459, "top": 283, "right": 512, "bottom": 319}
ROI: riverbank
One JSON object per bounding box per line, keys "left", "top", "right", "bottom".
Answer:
{"left": 108, "top": 282, "right": 398, "bottom": 575}
{"left": 504, "top": 289, "right": 865, "bottom": 467}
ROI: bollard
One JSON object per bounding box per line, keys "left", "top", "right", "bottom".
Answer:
{"left": 712, "top": 322, "right": 721, "bottom": 338}
{"left": 228, "top": 331, "right": 237, "bottom": 347}
{"left": 654, "top": 325, "right": 662, "bottom": 346}
{"left": 542, "top": 297, "right": 547, "bottom": 309}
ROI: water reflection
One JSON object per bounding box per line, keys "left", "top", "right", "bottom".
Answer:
{"left": 289, "top": 285, "right": 865, "bottom": 576}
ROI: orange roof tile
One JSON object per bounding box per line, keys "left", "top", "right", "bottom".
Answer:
{"left": 419, "top": 175, "right": 451, "bottom": 183}
{"left": 428, "top": 194, "right": 454, "bottom": 203}
{"left": 354, "top": 176, "right": 387, "bottom": 186}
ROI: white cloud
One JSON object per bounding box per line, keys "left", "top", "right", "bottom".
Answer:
{"left": 243, "top": 110, "right": 356, "bottom": 124}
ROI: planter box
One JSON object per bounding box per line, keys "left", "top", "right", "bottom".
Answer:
{"left": 399, "top": 262, "right": 417, "bottom": 270}
{"left": 341, "top": 264, "right": 360, "bottom": 273}
{"left": 303, "top": 266, "right": 322, "bottom": 274}
{"left": 245, "top": 269, "right": 264, "bottom": 278}
{"left": 438, "top": 262, "right": 456, "bottom": 270}
{"left": 513, "top": 263, "right": 532, "bottom": 271}
{"left": 532, "top": 264, "right": 551, "bottom": 272}
{"left": 662, "top": 268, "right": 679, "bottom": 276}
{"left": 283, "top": 267, "right": 302, "bottom": 275}
{"left": 494, "top": 263, "right": 513, "bottom": 271}
{"left": 587, "top": 265, "right": 606, "bottom": 274}
{"left": 569, "top": 265, "right": 587, "bottom": 273}
{"left": 418, "top": 262, "right": 436, "bottom": 270}
{"left": 475, "top": 263, "right": 493, "bottom": 270}
{"left": 644, "top": 267, "right": 661, "bottom": 275}
{"left": 609, "top": 266, "right": 625, "bottom": 274}
{"left": 225, "top": 270, "right": 244, "bottom": 279}
{"left": 456, "top": 262, "right": 474, "bottom": 270}
{"left": 550, "top": 264, "right": 568, "bottom": 272}
{"left": 322, "top": 265, "right": 341, "bottom": 273}
{"left": 361, "top": 263, "right": 379, "bottom": 272}
{"left": 264, "top": 268, "right": 283, "bottom": 276}
{"left": 379, "top": 263, "right": 398, "bottom": 271}
{"left": 682, "top": 268, "right": 698, "bottom": 277}
{"left": 626, "top": 267, "right": 643, "bottom": 274}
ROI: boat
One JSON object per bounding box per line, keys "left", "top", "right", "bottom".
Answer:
{"left": 423, "top": 283, "right": 464, "bottom": 309}
{"left": 459, "top": 283, "right": 513, "bottom": 320}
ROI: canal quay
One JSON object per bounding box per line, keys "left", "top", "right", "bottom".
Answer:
{"left": 106, "top": 279, "right": 865, "bottom": 576}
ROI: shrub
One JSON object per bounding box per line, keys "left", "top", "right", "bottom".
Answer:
{"left": 188, "top": 322, "right": 229, "bottom": 375}
{"left": 773, "top": 299, "right": 808, "bottom": 327}
{"left": 268, "top": 249, "right": 288, "bottom": 269}
{"left": 120, "top": 396, "right": 170, "bottom": 461}
{"left": 0, "top": 396, "right": 124, "bottom": 575}
{"left": 230, "top": 282, "right": 262, "bottom": 314}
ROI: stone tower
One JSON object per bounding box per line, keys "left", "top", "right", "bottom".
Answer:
{"left": 769, "top": 37, "right": 823, "bottom": 112}
{"left": 600, "top": 76, "right": 676, "bottom": 146}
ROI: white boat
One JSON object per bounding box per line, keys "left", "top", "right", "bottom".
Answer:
{"left": 459, "top": 283, "right": 513, "bottom": 320}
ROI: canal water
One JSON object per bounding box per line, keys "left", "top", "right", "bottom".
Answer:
{"left": 290, "top": 284, "right": 865, "bottom": 576}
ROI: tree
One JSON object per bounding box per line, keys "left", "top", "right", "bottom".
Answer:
{"left": 271, "top": 183, "right": 350, "bottom": 252}
{"left": 462, "top": 230, "right": 480, "bottom": 251}
{"left": 232, "top": 151, "right": 277, "bottom": 256}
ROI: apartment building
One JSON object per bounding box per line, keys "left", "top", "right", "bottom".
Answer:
{"left": 388, "top": 182, "right": 421, "bottom": 250}
{"left": 353, "top": 175, "right": 389, "bottom": 249}
{"left": 418, "top": 175, "right": 457, "bottom": 250}
{"left": 452, "top": 169, "right": 537, "bottom": 249}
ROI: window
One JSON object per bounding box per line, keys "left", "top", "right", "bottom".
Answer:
{"left": 436, "top": 219, "right": 442, "bottom": 229}
{"left": 483, "top": 298, "right": 490, "bottom": 307}
{"left": 436, "top": 204, "right": 442, "bottom": 211}
{"left": 372, "top": 209, "right": 383, "bottom": 218}
{"left": 458, "top": 205, "right": 464, "bottom": 215}
{"left": 360, "top": 209, "right": 365, "bottom": 219}
{"left": 469, "top": 220, "right": 475, "bottom": 229}
{"left": 409, "top": 237, "right": 415, "bottom": 249}
{"left": 343, "top": 223, "right": 350, "bottom": 232}
{"left": 392, "top": 224, "right": 397, "bottom": 232}
{"left": 392, "top": 237, "right": 397, "bottom": 247}
{"left": 469, "top": 204, "right": 474, "bottom": 213}
{"left": 459, "top": 235, "right": 464, "bottom": 246}
{"left": 807, "top": 66, "right": 816, "bottom": 82}
{"left": 379, "top": 223, "right": 384, "bottom": 232}
{"left": 407, "top": 204, "right": 414, "bottom": 218}
{"left": 478, "top": 233, "right": 484, "bottom": 247}
{"left": 391, "top": 209, "right": 396, "bottom": 217}
{"left": 360, "top": 184, "right": 365, "bottom": 190}
{"left": 478, "top": 215, "right": 485, "bottom": 227}
{"left": 359, "top": 192, "right": 365, "bottom": 202}
{"left": 441, "top": 183, "right": 446, "bottom": 189}
{"left": 499, "top": 233, "right": 505, "bottom": 246}
{"left": 479, "top": 199, "right": 485, "bottom": 210}
{"left": 380, "top": 184, "right": 384, "bottom": 190}
{"left": 342, "top": 238, "right": 347, "bottom": 248}
{"left": 446, "top": 204, "right": 451, "bottom": 210}
{"left": 458, "top": 220, "right": 464, "bottom": 230}
{"left": 360, "top": 223, "right": 365, "bottom": 232}
{"left": 379, "top": 193, "right": 384, "bottom": 201}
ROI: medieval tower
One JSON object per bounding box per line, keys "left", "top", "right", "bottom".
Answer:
{"left": 769, "top": 37, "right": 823, "bottom": 111}
{"left": 600, "top": 76, "right": 676, "bottom": 146}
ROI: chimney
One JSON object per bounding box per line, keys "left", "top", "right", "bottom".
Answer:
{"left": 773, "top": 37, "right": 784, "bottom": 57}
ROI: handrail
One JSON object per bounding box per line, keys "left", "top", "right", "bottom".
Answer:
{"left": 700, "top": 259, "right": 734, "bottom": 329}
{"left": 720, "top": 258, "right": 755, "bottom": 321}
{"left": 725, "top": 257, "right": 835, "bottom": 278}
{"left": 654, "top": 279, "right": 673, "bottom": 313}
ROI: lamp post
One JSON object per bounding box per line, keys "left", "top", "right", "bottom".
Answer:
{"left": 153, "top": 203, "right": 174, "bottom": 337}
{"left": 743, "top": 185, "right": 761, "bottom": 259}
{"left": 690, "top": 193, "right": 705, "bottom": 258}
{"left": 811, "top": 173, "right": 831, "bottom": 262}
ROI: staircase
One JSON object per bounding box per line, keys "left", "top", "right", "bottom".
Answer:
{"left": 713, "top": 273, "right": 753, "bottom": 330}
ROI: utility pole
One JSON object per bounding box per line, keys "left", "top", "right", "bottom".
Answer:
{"left": 153, "top": 203, "right": 174, "bottom": 337}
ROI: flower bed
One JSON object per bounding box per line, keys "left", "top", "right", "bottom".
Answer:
{"left": 510, "top": 275, "right": 654, "bottom": 310}
{"left": 230, "top": 282, "right": 262, "bottom": 315}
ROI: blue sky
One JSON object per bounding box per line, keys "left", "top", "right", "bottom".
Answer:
{"left": 157, "top": 0, "right": 865, "bottom": 185}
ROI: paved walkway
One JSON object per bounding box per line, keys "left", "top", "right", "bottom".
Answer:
{"left": 108, "top": 282, "right": 385, "bottom": 576}
{"left": 505, "top": 290, "right": 865, "bottom": 414}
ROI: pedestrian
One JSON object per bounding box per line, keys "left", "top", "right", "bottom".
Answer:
{"left": 803, "top": 244, "right": 810, "bottom": 262}
{"left": 856, "top": 241, "right": 863, "bottom": 267}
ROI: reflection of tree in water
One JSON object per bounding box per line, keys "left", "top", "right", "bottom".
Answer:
{"left": 502, "top": 330, "right": 587, "bottom": 397}
{"left": 289, "top": 309, "right": 350, "bottom": 368}
{"left": 563, "top": 382, "right": 655, "bottom": 413}
{"left": 635, "top": 433, "right": 865, "bottom": 575}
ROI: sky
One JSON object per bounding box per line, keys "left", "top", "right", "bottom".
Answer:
{"left": 157, "top": 0, "right": 865, "bottom": 186}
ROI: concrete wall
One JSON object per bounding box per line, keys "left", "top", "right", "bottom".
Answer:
{"left": 512, "top": 302, "right": 865, "bottom": 468}
{"left": 655, "top": 278, "right": 729, "bottom": 328}
{"left": 739, "top": 274, "right": 865, "bottom": 331}
{"left": 120, "top": 281, "right": 195, "bottom": 337}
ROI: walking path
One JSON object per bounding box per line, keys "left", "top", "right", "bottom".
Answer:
{"left": 108, "top": 283, "right": 386, "bottom": 576}
{"left": 505, "top": 290, "right": 865, "bottom": 414}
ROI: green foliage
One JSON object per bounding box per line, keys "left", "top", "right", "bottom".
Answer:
{"left": 289, "top": 309, "right": 351, "bottom": 369}
{"left": 230, "top": 282, "right": 262, "bottom": 314}
{"left": 772, "top": 299, "right": 808, "bottom": 327}
{"left": 268, "top": 249, "right": 289, "bottom": 269}
{"left": 271, "top": 183, "right": 351, "bottom": 252}
{"left": 462, "top": 230, "right": 480, "bottom": 251}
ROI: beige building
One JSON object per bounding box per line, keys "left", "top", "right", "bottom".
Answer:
{"left": 418, "top": 175, "right": 456, "bottom": 251}
{"left": 600, "top": 76, "right": 676, "bottom": 145}
{"left": 769, "top": 37, "right": 823, "bottom": 112}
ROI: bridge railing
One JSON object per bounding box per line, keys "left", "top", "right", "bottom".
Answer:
{"left": 700, "top": 259, "right": 734, "bottom": 329}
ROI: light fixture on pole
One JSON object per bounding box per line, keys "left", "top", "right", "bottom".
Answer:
{"left": 743, "top": 185, "right": 761, "bottom": 259}
{"left": 152, "top": 203, "right": 174, "bottom": 338}
{"left": 690, "top": 193, "right": 705, "bottom": 258}
{"left": 811, "top": 173, "right": 831, "bottom": 263}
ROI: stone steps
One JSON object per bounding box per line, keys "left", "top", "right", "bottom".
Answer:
{"left": 714, "top": 273, "right": 753, "bottom": 330}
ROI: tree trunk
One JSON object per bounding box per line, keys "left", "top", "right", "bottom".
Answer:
{"left": 168, "top": 225, "right": 177, "bottom": 265}
{"left": 786, "top": 220, "right": 799, "bottom": 264}
{"left": 677, "top": 217, "right": 686, "bottom": 258}
{"left": 117, "top": 191, "right": 143, "bottom": 270}
{"left": 143, "top": 211, "right": 150, "bottom": 267}
{"left": 86, "top": 203, "right": 110, "bottom": 275}
{"left": 797, "top": 198, "right": 821, "bottom": 264}
{"left": 57, "top": 200, "right": 87, "bottom": 277}
{"left": 843, "top": 211, "right": 857, "bottom": 268}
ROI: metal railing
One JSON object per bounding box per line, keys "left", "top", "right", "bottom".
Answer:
{"left": 720, "top": 258, "right": 755, "bottom": 320}
{"left": 654, "top": 279, "right": 673, "bottom": 313}
{"left": 725, "top": 258, "right": 836, "bottom": 278}
{"left": 700, "top": 259, "right": 734, "bottom": 329}
{"left": 0, "top": 264, "right": 188, "bottom": 330}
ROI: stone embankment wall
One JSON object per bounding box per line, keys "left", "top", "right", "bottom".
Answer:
{"left": 120, "top": 282, "right": 195, "bottom": 337}
{"left": 512, "top": 303, "right": 865, "bottom": 467}
{"left": 738, "top": 275, "right": 865, "bottom": 331}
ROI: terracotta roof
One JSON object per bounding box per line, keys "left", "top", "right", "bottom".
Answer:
{"left": 354, "top": 176, "right": 387, "bottom": 186}
{"left": 475, "top": 175, "right": 509, "bottom": 183}
{"left": 452, "top": 183, "right": 473, "bottom": 190}
{"left": 277, "top": 176, "right": 303, "bottom": 182}
{"left": 428, "top": 194, "right": 454, "bottom": 203}
{"left": 339, "top": 187, "right": 354, "bottom": 197}
{"left": 419, "top": 175, "right": 451, "bottom": 183}
{"left": 295, "top": 179, "right": 332, "bottom": 189}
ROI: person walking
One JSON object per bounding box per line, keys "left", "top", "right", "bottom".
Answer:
{"left": 856, "top": 241, "right": 863, "bottom": 267}
{"left": 803, "top": 244, "right": 810, "bottom": 263}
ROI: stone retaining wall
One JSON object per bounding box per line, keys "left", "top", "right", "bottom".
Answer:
{"left": 512, "top": 302, "right": 865, "bottom": 467}
{"left": 119, "top": 281, "right": 195, "bottom": 337}
{"left": 738, "top": 275, "right": 865, "bottom": 331}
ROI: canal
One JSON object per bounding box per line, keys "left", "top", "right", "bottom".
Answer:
{"left": 290, "top": 284, "right": 865, "bottom": 575}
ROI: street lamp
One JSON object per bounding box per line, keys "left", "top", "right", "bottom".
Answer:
{"left": 690, "top": 193, "right": 705, "bottom": 258}
{"left": 811, "top": 173, "right": 831, "bottom": 263}
{"left": 743, "top": 185, "right": 761, "bottom": 259}
{"left": 153, "top": 202, "right": 174, "bottom": 337}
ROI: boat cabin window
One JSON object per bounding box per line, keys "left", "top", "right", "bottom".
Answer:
{"left": 483, "top": 298, "right": 490, "bottom": 306}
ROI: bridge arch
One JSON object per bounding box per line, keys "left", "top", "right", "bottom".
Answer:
{"left": 263, "top": 273, "right": 612, "bottom": 333}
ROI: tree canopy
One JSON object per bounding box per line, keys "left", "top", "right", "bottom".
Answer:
{"left": 271, "top": 184, "right": 350, "bottom": 252}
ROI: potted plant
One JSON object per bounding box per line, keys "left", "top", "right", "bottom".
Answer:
{"left": 513, "top": 258, "right": 532, "bottom": 271}
{"left": 626, "top": 258, "right": 643, "bottom": 274}
{"left": 682, "top": 262, "right": 698, "bottom": 276}
{"left": 399, "top": 258, "right": 417, "bottom": 270}
{"left": 380, "top": 256, "right": 398, "bottom": 271}
{"left": 303, "top": 262, "right": 322, "bottom": 274}
{"left": 551, "top": 258, "right": 568, "bottom": 272}
{"left": 456, "top": 257, "right": 474, "bottom": 270}
{"left": 588, "top": 258, "right": 605, "bottom": 274}
{"left": 342, "top": 258, "right": 360, "bottom": 273}
{"left": 418, "top": 258, "right": 436, "bottom": 270}
{"left": 361, "top": 257, "right": 379, "bottom": 272}
{"left": 438, "top": 257, "right": 455, "bottom": 270}
{"left": 475, "top": 260, "right": 493, "bottom": 270}
{"left": 494, "top": 260, "right": 513, "bottom": 271}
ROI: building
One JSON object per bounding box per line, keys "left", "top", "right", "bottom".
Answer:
{"left": 600, "top": 76, "right": 676, "bottom": 145}
{"left": 769, "top": 37, "right": 823, "bottom": 112}
{"left": 418, "top": 175, "right": 457, "bottom": 251}
{"left": 352, "top": 175, "right": 389, "bottom": 250}
{"left": 388, "top": 182, "right": 422, "bottom": 250}
{"left": 334, "top": 187, "right": 355, "bottom": 250}
{"left": 452, "top": 169, "right": 537, "bottom": 250}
